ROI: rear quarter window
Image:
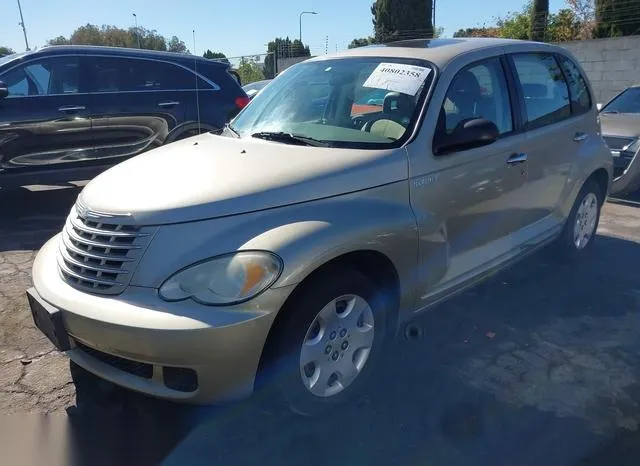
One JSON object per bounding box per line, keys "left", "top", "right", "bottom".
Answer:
{"left": 558, "top": 55, "right": 592, "bottom": 114}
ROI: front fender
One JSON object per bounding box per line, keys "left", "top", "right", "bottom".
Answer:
{"left": 132, "top": 182, "right": 419, "bottom": 312}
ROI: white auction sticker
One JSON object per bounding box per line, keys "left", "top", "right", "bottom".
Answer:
{"left": 363, "top": 63, "right": 431, "bottom": 96}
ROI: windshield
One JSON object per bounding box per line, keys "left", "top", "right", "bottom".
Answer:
{"left": 230, "top": 57, "right": 434, "bottom": 148}
{"left": 602, "top": 87, "right": 640, "bottom": 113}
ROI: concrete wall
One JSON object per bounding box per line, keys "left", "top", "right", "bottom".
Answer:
{"left": 277, "top": 56, "right": 312, "bottom": 73}
{"left": 558, "top": 36, "right": 640, "bottom": 105}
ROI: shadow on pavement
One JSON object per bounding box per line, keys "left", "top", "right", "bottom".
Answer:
{"left": 61, "top": 233, "right": 640, "bottom": 466}
{"left": 0, "top": 187, "right": 81, "bottom": 252}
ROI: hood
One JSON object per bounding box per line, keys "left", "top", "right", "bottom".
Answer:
{"left": 600, "top": 113, "right": 640, "bottom": 138}
{"left": 78, "top": 133, "right": 408, "bottom": 225}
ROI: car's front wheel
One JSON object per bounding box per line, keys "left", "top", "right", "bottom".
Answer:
{"left": 260, "top": 268, "right": 389, "bottom": 416}
{"left": 556, "top": 179, "right": 603, "bottom": 258}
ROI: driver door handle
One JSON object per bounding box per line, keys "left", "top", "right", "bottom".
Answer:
{"left": 158, "top": 101, "right": 180, "bottom": 108}
{"left": 573, "top": 132, "right": 588, "bottom": 142}
{"left": 507, "top": 152, "right": 528, "bottom": 165}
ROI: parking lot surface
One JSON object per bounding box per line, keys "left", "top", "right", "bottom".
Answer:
{"left": 1, "top": 187, "right": 640, "bottom": 466}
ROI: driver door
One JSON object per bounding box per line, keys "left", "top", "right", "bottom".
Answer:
{"left": 0, "top": 55, "right": 93, "bottom": 176}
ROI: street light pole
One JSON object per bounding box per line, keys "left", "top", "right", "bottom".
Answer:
{"left": 132, "top": 13, "right": 141, "bottom": 48}
{"left": 17, "top": 0, "right": 30, "bottom": 51}
{"left": 299, "top": 11, "right": 318, "bottom": 44}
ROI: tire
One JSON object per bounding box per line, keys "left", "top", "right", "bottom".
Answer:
{"left": 259, "top": 268, "right": 390, "bottom": 416}
{"left": 555, "top": 179, "right": 603, "bottom": 259}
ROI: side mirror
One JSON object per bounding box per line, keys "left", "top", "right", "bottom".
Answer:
{"left": 434, "top": 118, "right": 499, "bottom": 155}
{"left": 0, "top": 81, "right": 8, "bottom": 99}
{"left": 597, "top": 103, "right": 603, "bottom": 111}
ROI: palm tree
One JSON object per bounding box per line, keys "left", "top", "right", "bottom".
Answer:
{"left": 531, "top": 0, "right": 550, "bottom": 41}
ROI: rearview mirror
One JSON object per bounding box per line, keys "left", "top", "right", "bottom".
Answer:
{"left": 434, "top": 118, "right": 499, "bottom": 155}
{"left": 0, "top": 81, "right": 8, "bottom": 99}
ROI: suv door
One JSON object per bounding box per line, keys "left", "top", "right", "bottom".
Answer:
{"left": 409, "top": 57, "right": 530, "bottom": 300}
{"left": 509, "top": 53, "right": 588, "bottom": 223}
{"left": 86, "top": 56, "right": 192, "bottom": 163}
{"left": 0, "top": 55, "right": 92, "bottom": 177}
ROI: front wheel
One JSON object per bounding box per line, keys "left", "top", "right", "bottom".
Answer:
{"left": 556, "top": 179, "right": 603, "bottom": 259}
{"left": 260, "top": 268, "right": 389, "bottom": 416}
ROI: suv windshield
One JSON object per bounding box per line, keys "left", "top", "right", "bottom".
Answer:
{"left": 602, "top": 87, "right": 640, "bottom": 113}
{"left": 230, "top": 57, "right": 434, "bottom": 148}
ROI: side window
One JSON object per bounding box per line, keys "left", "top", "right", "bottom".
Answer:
{"left": 559, "top": 56, "right": 591, "bottom": 114}
{"left": 511, "top": 53, "right": 571, "bottom": 129}
{"left": 439, "top": 58, "right": 513, "bottom": 137}
{"left": 89, "top": 57, "right": 197, "bottom": 92}
{"left": 1, "top": 57, "right": 80, "bottom": 96}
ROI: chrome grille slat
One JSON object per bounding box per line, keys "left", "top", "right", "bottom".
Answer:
{"left": 58, "top": 242, "right": 128, "bottom": 275}
{"left": 61, "top": 231, "right": 135, "bottom": 262}
{"left": 57, "top": 205, "right": 156, "bottom": 295}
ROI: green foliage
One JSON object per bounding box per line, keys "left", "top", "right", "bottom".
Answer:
{"left": 203, "top": 50, "right": 229, "bottom": 63}
{"left": 594, "top": 0, "right": 640, "bottom": 38}
{"left": 237, "top": 59, "right": 265, "bottom": 85}
{"left": 47, "top": 24, "right": 187, "bottom": 52}
{"left": 348, "top": 37, "right": 374, "bottom": 49}
{"left": 548, "top": 9, "right": 582, "bottom": 41}
{"left": 0, "top": 46, "right": 15, "bottom": 57}
{"left": 264, "top": 37, "right": 310, "bottom": 79}
{"left": 371, "top": 0, "right": 434, "bottom": 42}
{"left": 453, "top": 26, "right": 501, "bottom": 37}
{"left": 496, "top": 3, "right": 532, "bottom": 40}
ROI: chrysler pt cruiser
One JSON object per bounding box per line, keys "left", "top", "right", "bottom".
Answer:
{"left": 28, "top": 38, "right": 613, "bottom": 415}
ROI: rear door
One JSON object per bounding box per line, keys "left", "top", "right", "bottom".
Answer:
{"left": 508, "top": 53, "right": 588, "bottom": 225}
{"left": 0, "top": 55, "right": 93, "bottom": 175}
{"left": 86, "top": 56, "right": 191, "bottom": 163}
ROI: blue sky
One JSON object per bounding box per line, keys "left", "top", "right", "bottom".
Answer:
{"left": 2, "top": 0, "right": 567, "bottom": 58}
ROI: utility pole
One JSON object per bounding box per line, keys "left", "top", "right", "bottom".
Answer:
{"left": 17, "top": 0, "right": 30, "bottom": 51}
{"left": 132, "top": 13, "right": 141, "bottom": 48}
{"left": 325, "top": 36, "right": 328, "bottom": 54}
{"left": 299, "top": 11, "right": 318, "bottom": 43}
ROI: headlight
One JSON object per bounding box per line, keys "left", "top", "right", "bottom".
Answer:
{"left": 159, "top": 251, "right": 283, "bottom": 306}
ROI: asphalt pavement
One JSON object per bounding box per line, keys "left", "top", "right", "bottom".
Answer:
{"left": 1, "top": 186, "right": 640, "bottom": 466}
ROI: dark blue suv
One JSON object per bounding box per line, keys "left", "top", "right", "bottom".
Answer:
{"left": 0, "top": 45, "right": 249, "bottom": 188}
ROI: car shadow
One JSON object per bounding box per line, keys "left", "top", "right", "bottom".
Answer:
{"left": 0, "top": 187, "right": 81, "bottom": 252}
{"left": 63, "top": 233, "right": 640, "bottom": 466}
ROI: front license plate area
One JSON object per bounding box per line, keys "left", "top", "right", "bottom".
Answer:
{"left": 26, "top": 288, "right": 71, "bottom": 352}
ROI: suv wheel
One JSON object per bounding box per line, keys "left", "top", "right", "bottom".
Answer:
{"left": 557, "top": 179, "right": 603, "bottom": 258}
{"left": 261, "top": 268, "right": 389, "bottom": 416}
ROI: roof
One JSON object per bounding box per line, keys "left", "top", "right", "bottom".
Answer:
{"left": 20, "top": 45, "right": 227, "bottom": 68}
{"left": 310, "top": 37, "right": 561, "bottom": 68}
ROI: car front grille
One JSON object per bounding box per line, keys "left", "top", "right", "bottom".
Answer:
{"left": 57, "top": 205, "right": 157, "bottom": 295}
{"left": 602, "top": 135, "right": 635, "bottom": 151}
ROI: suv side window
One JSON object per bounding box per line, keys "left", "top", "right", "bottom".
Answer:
{"left": 511, "top": 53, "right": 571, "bottom": 130}
{"left": 438, "top": 57, "right": 513, "bottom": 137}
{"left": 1, "top": 57, "right": 81, "bottom": 96}
{"left": 88, "top": 57, "right": 199, "bottom": 92}
{"left": 558, "top": 55, "right": 591, "bottom": 114}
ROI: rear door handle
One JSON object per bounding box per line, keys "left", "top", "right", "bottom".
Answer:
{"left": 506, "top": 152, "right": 528, "bottom": 165}
{"left": 573, "top": 132, "right": 588, "bottom": 142}
{"left": 58, "top": 105, "right": 86, "bottom": 112}
{"left": 158, "top": 101, "right": 180, "bottom": 108}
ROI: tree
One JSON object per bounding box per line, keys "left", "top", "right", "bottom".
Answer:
{"left": 496, "top": 4, "right": 532, "bottom": 40}
{"left": 531, "top": 0, "right": 550, "bottom": 41}
{"left": 348, "top": 37, "right": 374, "bottom": 49}
{"left": 168, "top": 36, "right": 189, "bottom": 53}
{"left": 263, "top": 37, "right": 311, "bottom": 79}
{"left": 566, "top": 0, "right": 595, "bottom": 39}
{"left": 203, "top": 50, "right": 230, "bottom": 64}
{"left": 548, "top": 9, "right": 582, "bottom": 42}
{"left": 0, "top": 46, "right": 15, "bottom": 57}
{"left": 453, "top": 26, "right": 501, "bottom": 37}
{"left": 594, "top": 0, "right": 640, "bottom": 38}
{"left": 237, "top": 59, "right": 265, "bottom": 85}
{"left": 47, "top": 24, "right": 186, "bottom": 51}
{"left": 47, "top": 36, "right": 70, "bottom": 45}
{"left": 371, "top": 0, "right": 434, "bottom": 43}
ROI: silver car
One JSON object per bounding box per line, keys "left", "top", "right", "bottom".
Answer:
{"left": 28, "top": 38, "right": 613, "bottom": 416}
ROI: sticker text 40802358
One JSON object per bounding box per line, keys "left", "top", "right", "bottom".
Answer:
{"left": 378, "top": 67, "right": 424, "bottom": 79}
{"left": 363, "top": 62, "right": 432, "bottom": 96}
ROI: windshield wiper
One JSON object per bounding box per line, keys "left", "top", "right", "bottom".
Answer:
{"left": 251, "top": 131, "right": 329, "bottom": 147}
{"left": 602, "top": 110, "right": 619, "bottom": 114}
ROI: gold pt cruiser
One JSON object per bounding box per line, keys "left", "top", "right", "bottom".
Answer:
{"left": 28, "top": 38, "right": 613, "bottom": 415}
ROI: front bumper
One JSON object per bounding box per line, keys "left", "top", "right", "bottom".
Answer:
{"left": 31, "top": 234, "right": 294, "bottom": 404}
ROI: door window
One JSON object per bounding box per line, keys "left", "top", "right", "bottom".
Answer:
{"left": 88, "top": 57, "right": 198, "bottom": 92}
{"left": 1, "top": 57, "right": 81, "bottom": 96}
{"left": 438, "top": 58, "right": 513, "bottom": 138}
{"left": 558, "top": 56, "right": 592, "bottom": 114}
{"left": 511, "top": 53, "right": 571, "bottom": 130}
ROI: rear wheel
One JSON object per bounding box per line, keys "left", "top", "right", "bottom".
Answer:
{"left": 260, "top": 268, "right": 389, "bottom": 416}
{"left": 555, "top": 179, "right": 603, "bottom": 259}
